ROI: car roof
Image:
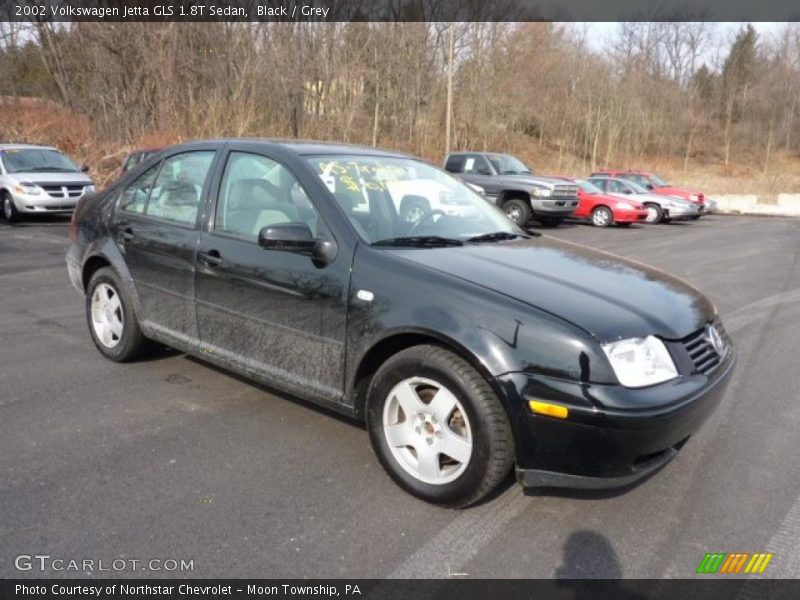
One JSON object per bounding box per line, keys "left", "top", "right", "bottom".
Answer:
{"left": 0, "top": 143, "right": 57, "bottom": 151}
{"left": 164, "top": 138, "right": 413, "bottom": 159}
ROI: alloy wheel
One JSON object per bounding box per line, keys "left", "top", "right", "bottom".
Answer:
{"left": 404, "top": 205, "right": 426, "bottom": 224}
{"left": 90, "top": 283, "right": 124, "bottom": 348}
{"left": 505, "top": 205, "right": 523, "bottom": 224}
{"left": 645, "top": 206, "right": 660, "bottom": 223}
{"left": 382, "top": 377, "right": 473, "bottom": 485}
{"left": 593, "top": 208, "right": 611, "bottom": 226}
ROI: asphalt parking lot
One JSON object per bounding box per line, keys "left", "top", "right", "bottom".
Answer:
{"left": 1, "top": 214, "right": 799, "bottom": 579}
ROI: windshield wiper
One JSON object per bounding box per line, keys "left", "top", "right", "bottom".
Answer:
{"left": 19, "top": 167, "right": 75, "bottom": 172}
{"left": 373, "top": 236, "right": 464, "bottom": 247}
{"left": 466, "top": 231, "right": 532, "bottom": 243}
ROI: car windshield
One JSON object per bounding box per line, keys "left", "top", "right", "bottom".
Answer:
{"left": 486, "top": 154, "right": 532, "bottom": 175}
{"left": 577, "top": 179, "right": 603, "bottom": 194}
{"left": 626, "top": 180, "right": 650, "bottom": 194}
{"left": 649, "top": 173, "right": 669, "bottom": 186}
{"left": 2, "top": 148, "right": 79, "bottom": 173}
{"left": 306, "top": 155, "right": 524, "bottom": 245}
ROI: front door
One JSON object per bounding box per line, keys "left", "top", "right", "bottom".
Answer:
{"left": 112, "top": 149, "right": 217, "bottom": 343}
{"left": 194, "top": 147, "right": 349, "bottom": 404}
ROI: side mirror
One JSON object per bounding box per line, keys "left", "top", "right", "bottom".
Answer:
{"left": 258, "top": 222, "right": 337, "bottom": 264}
{"left": 258, "top": 222, "right": 315, "bottom": 251}
{"left": 81, "top": 164, "right": 90, "bottom": 173}
{"left": 623, "top": 189, "right": 632, "bottom": 194}
{"left": 645, "top": 183, "right": 654, "bottom": 190}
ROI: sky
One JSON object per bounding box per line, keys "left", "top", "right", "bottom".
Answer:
{"left": 582, "top": 22, "right": 787, "bottom": 58}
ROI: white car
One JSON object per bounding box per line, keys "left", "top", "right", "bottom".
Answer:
{"left": 1, "top": 144, "right": 96, "bottom": 222}
{"left": 385, "top": 178, "right": 484, "bottom": 223}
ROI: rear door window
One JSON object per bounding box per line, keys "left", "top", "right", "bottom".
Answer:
{"left": 120, "top": 163, "right": 160, "bottom": 214}
{"left": 144, "top": 152, "right": 215, "bottom": 226}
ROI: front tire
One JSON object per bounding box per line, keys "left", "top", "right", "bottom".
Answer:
{"left": 502, "top": 198, "right": 531, "bottom": 226}
{"left": 644, "top": 203, "right": 663, "bottom": 224}
{"left": 400, "top": 198, "right": 430, "bottom": 224}
{"left": 86, "top": 267, "right": 151, "bottom": 362}
{"left": 366, "top": 345, "right": 513, "bottom": 507}
{"left": 591, "top": 206, "right": 613, "bottom": 227}
{"left": 2, "top": 192, "right": 20, "bottom": 222}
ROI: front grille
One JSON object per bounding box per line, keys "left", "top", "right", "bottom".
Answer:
{"left": 681, "top": 319, "right": 731, "bottom": 375}
{"left": 39, "top": 184, "right": 86, "bottom": 199}
{"left": 552, "top": 184, "right": 578, "bottom": 198}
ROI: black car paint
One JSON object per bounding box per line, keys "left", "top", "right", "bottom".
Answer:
{"left": 67, "top": 139, "right": 735, "bottom": 490}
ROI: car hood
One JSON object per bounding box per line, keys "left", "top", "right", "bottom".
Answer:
{"left": 12, "top": 171, "right": 93, "bottom": 185}
{"left": 583, "top": 192, "right": 644, "bottom": 209}
{"left": 608, "top": 192, "right": 686, "bottom": 206}
{"left": 653, "top": 186, "right": 703, "bottom": 199}
{"left": 390, "top": 236, "right": 714, "bottom": 342}
{"left": 498, "top": 174, "right": 567, "bottom": 188}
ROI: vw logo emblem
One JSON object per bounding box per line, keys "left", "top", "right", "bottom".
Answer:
{"left": 706, "top": 325, "right": 724, "bottom": 356}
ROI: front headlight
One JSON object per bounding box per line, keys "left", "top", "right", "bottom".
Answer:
{"left": 601, "top": 336, "right": 678, "bottom": 388}
{"left": 85, "top": 184, "right": 97, "bottom": 193}
{"left": 691, "top": 194, "right": 700, "bottom": 201}
{"left": 14, "top": 183, "right": 43, "bottom": 196}
{"left": 615, "top": 202, "right": 634, "bottom": 210}
{"left": 531, "top": 188, "right": 552, "bottom": 198}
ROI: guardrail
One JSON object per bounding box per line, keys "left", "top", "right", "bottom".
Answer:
{"left": 712, "top": 194, "right": 800, "bottom": 217}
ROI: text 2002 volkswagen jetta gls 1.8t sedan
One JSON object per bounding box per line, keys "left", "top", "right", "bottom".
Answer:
{"left": 66, "top": 140, "right": 736, "bottom": 507}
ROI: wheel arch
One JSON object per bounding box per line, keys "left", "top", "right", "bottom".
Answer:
{"left": 349, "top": 329, "right": 505, "bottom": 422}
{"left": 82, "top": 254, "right": 113, "bottom": 291}
{"left": 498, "top": 189, "right": 531, "bottom": 206}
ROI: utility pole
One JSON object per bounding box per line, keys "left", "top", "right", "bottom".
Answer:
{"left": 445, "top": 23, "right": 454, "bottom": 156}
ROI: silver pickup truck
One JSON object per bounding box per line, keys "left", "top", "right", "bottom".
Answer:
{"left": 1, "top": 144, "right": 95, "bottom": 222}
{"left": 443, "top": 151, "right": 578, "bottom": 226}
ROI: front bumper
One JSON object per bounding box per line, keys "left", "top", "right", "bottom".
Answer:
{"left": 13, "top": 192, "right": 82, "bottom": 214}
{"left": 531, "top": 198, "right": 579, "bottom": 217}
{"left": 664, "top": 205, "right": 700, "bottom": 220}
{"left": 614, "top": 208, "right": 649, "bottom": 223}
{"left": 498, "top": 348, "right": 736, "bottom": 491}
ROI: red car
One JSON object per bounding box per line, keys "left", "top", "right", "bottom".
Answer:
{"left": 591, "top": 170, "right": 707, "bottom": 216}
{"left": 552, "top": 177, "right": 649, "bottom": 227}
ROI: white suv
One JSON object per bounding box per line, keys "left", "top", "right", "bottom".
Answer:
{"left": 0, "top": 144, "right": 96, "bottom": 222}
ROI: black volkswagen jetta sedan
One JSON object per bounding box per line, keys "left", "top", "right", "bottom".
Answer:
{"left": 66, "top": 140, "right": 735, "bottom": 507}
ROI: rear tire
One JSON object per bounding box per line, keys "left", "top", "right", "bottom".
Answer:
{"left": 366, "top": 345, "right": 514, "bottom": 508}
{"left": 591, "top": 206, "right": 613, "bottom": 227}
{"left": 86, "top": 267, "right": 151, "bottom": 362}
{"left": 2, "top": 192, "right": 20, "bottom": 222}
{"left": 502, "top": 198, "right": 531, "bottom": 226}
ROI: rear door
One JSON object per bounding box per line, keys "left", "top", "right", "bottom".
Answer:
{"left": 112, "top": 146, "right": 218, "bottom": 344}
{"left": 193, "top": 144, "right": 350, "bottom": 403}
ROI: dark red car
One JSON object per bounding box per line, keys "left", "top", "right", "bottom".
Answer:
{"left": 551, "top": 177, "right": 649, "bottom": 227}
{"left": 591, "top": 170, "right": 707, "bottom": 216}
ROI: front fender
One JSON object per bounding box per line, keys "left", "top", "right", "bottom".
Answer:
{"left": 346, "top": 245, "right": 617, "bottom": 395}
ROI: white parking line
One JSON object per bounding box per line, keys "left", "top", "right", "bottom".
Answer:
{"left": 385, "top": 488, "right": 530, "bottom": 578}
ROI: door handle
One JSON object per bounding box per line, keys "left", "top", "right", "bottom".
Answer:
{"left": 121, "top": 227, "right": 134, "bottom": 241}
{"left": 199, "top": 250, "right": 223, "bottom": 267}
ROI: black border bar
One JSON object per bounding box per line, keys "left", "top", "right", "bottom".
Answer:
{"left": 2, "top": 0, "right": 800, "bottom": 22}
{"left": 3, "top": 579, "right": 800, "bottom": 600}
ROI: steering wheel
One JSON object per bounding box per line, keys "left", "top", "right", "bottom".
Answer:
{"left": 409, "top": 209, "right": 446, "bottom": 233}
